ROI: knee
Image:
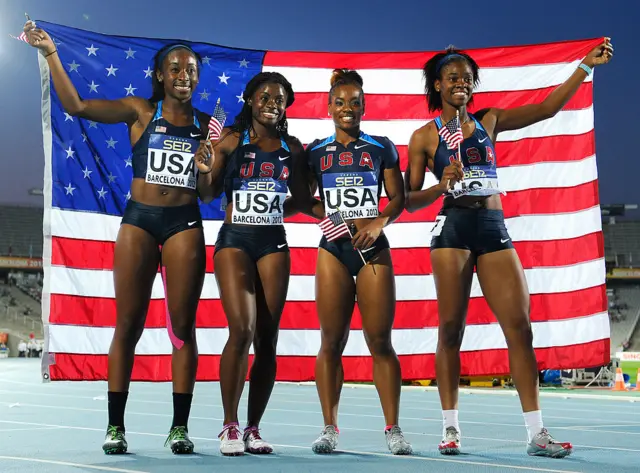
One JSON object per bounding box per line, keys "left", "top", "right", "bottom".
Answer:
{"left": 253, "top": 330, "right": 278, "bottom": 359}
{"left": 438, "top": 318, "right": 466, "bottom": 350}
{"left": 168, "top": 310, "right": 196, "bottom": 343}
{"left": 319, "top": 331, "right": 349, "bottom": 358}
{"left": 502, "top": 318, "right": 533, "bottom": 347}
{"left": 228, "top": 320, "right": 255, "bottom": 352}
{"left": 113, "top": 316, "right": 145, "bottom": 346}
{"left": 365, "top": 331, "right": 394, "bottom": 357}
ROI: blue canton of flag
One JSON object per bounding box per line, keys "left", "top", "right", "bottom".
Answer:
{"left": 35, "top": 21, "right": 265, "bottom": 220}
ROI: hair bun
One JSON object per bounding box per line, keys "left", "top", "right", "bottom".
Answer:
{"left": 330, "top": 68, "right": 363, "bottom": 88}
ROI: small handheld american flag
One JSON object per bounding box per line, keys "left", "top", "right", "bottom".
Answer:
{"left": 207, "top": 98, "right": 227, "bottom": 141}
{"left": 318, "top": 210, "right": 370, "bottom": 268}
{"left": 9, "top": 31, "right": 29, "bottom": 43}
{"left": 438, "top": 110, "right": 464, "bottom": 151}
{"left": 318, "top": 211, "right": 350, "bottom": 242}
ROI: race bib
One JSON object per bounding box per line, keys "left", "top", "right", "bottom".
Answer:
{"left": 449, "top": 166, "right": 504, "bottom": 199}
{"left": 322, "top": 172, "right": 379, "bottom": 219}
{"left": 231, "top": 178, "right": 287, "bottom": 225}
{"left": 146, "top": 134, "right": 198, "bottom": 189}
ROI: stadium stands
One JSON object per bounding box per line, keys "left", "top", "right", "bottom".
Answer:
{"left": 0, "top": 205, "right": 43, "bottom": 257}
{"left": 602, "top": 220, "right": 640, "bottom": 267}
{"left": 607, "top": 285, "right": 640, "bottom": 354}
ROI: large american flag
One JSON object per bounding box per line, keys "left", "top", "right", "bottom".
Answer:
{"left": 30, "top": 21, "right": 609, "bottom": 382}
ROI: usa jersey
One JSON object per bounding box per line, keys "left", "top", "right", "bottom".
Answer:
{"left": 221, "top": 131, "right": 291, "bottom": 226}
{"left": 307, "top": 131, "right": 398, "bottom": 220}
{"left": 131, "top": 99, "right": 207, "bottom": 190}
{"left": 433, "top": 114, "right": 504, "bottom": 199}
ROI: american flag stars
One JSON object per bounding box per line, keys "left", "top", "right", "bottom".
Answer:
{"left": 34, "top": 20, "right": 263, "bottom": 215}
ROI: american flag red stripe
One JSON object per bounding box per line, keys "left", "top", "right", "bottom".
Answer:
{"left": 39, "top": 27, "right": 610, "bottom": 381}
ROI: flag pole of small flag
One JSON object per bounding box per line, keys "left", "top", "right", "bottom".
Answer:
{"left": 318, "top": 210, "right": 368, "bottom": 267}
{"left": 207, "top": 98, "right": 227, "bottom": 141}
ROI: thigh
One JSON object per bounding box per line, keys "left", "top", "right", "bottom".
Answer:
{"left": 316, "top": 248, "right": 356, "bottom": 343}
{"left": 476, "top": 249, "right": 530, "bottom": 329}
{"left": 113, "top": 224, "right": 161, "bottom": 324}
{"left": 160, "top": 227, "right": 207, "bottom": 329}
{"left": 254, "top": 251, "right": 291, "bottom": 336}
{"left": 214, "top": 248, "right": 258, "bottom": 331}
{"left": 355, "top": 249, "right": 395, "bottom": 338}
{"left": 430, "top": 248, "right": 476, "bottom": 327}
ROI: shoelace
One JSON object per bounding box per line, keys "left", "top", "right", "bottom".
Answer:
{"left": 106, "top": 425, "right": 124, "bottom": 441}
{"left": 219, "top": 424, "right": 241, "bottom": 440}
{"left": 164, "top": 426, "right": 188, "bottom": 447}
{"left": 244, "top": 427, "right": 263, "bottom": 442}
{"left": 323, "top": 426, "right": 337, "bottom": 435}
{"left": 537, "top": 428, "right": 556, "bottom": 443}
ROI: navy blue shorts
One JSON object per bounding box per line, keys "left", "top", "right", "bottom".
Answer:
{"left": 121, "top": 200, "right": 202, "bottom": 245}
{"left": 320, "top": 224, "right": 390, "bottom": 277}
{"left": 214, "top": 224, "right": 289, "bottom": 262}
{"left": 430, "top": 207, "right": 514, "bottom": 256}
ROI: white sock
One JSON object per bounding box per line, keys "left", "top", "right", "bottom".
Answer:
{"left": 523, "top": 410, "right": 544, "bottom": 442}
{"left": 442, "top": 409, "right": 459, "bottom": 437}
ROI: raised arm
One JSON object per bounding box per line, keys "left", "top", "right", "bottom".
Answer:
{"left": 285, "top": 139, "right": 324, "bottom": 219}
{"left": 24, "top": 21, "right": 141, "bottom": 126}
{"left": 487, "top": 38, "right": 613, "bottom": 135}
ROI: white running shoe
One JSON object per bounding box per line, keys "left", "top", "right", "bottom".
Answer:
{"left": 527, "top": 428, "right": 573, "bottom": 458}
{"left": 438, "top": 426, "right": 461, "bottom": 455}
{"left": 385, "top": 425, "right": 412, "bottom": 455}
{"left": 311, "top": 425, "right": 339, "bottom": 454}
{"left": 243, "top": 426, "right": 273, "bottom": 454}
{"left": 218, "top": 423, "right": 245, "bottom": 456}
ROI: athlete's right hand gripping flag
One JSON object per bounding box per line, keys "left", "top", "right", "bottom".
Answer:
{"left": 23, "top": 20, "right": 609, "bottom": 381}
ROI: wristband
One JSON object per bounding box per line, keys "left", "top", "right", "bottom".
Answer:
{"left": 578, "top": 63, "right": 592, "bottom": 76}
{"left": 44, "top": 49, "right": 57, "bottom": 58}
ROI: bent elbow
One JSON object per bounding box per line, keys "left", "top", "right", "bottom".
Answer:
{"left": 540, "top": 104, "right": 558, "bottom": 121}
{"left": 65, "top": 100, "right": 87, "bottom": 118}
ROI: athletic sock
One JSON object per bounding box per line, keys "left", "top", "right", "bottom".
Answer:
{"left": 107, "top": 391, "right": 129, "bottom": 432}
{"left": 523, "top": 410, "right": 544, "bottom": 442}
{"left": 442, "top": 409, "right": 460, "bottom": 438}
{"left": 171, "top": 393, "right": 193, "bottom": 429}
